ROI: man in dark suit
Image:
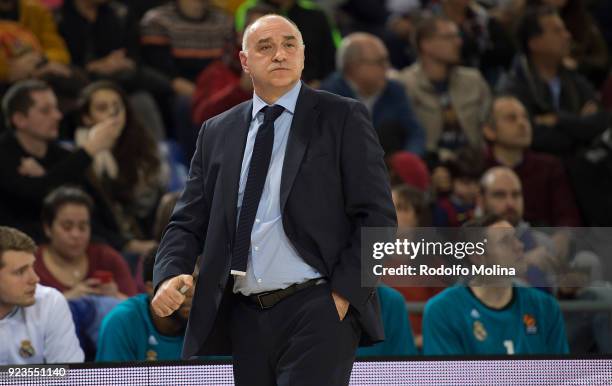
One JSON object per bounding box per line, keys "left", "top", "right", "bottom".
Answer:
{"left": 151, "top": 14, "right": 396, "bottom": 386}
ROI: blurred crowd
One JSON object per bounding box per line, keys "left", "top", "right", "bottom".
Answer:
{"left": 0, "top": 0, "right": 611, "bottom": 365}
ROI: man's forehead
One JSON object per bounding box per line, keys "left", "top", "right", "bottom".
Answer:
{"left": 249, "top": 17, "right": 299, "bottom": 41}
{"left": 1, "top": 250, "right": 35, "bottom": 269}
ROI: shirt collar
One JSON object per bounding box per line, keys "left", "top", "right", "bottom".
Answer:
{"left": 252, "top": 80, "right": 302, "bottom": 119}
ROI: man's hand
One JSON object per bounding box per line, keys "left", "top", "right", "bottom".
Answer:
{"left": 18, "top": 157, "right": 46, "bottom": 177}
{"left": 151, "top": 274, "right": 194, "bottom": 317}
{"left": 331, "top": 291, "right": 350, "bottom": 321}
{"left": 581, "top": 100, "right": 599, "bottom": 116}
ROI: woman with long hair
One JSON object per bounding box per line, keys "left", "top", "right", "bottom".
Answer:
{"left": 76, "top": 81, "right": 165, "bottom": 242}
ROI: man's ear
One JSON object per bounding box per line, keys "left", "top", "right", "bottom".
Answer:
{"left": 239, "top": 51, "right": 250, "bottom": 74}
{"left": 483, "top": 123, "right": 496, "bottom": 142}
{"left": 11, "top": 112, "right": 27, "bottom": 130}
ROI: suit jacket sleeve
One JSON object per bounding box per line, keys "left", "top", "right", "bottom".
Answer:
{"left": 331, "top": 101, "right": 397, "bottom": 315}
{"left": 153, "top": 123, "right": 210, "bottom": 291}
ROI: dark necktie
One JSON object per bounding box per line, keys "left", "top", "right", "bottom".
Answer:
{"left": 231, "top": 104, "right": 285, "bottom": 276}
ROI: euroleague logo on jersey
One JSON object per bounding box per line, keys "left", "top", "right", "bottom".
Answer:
{"left": 523, "top": 314, "right": 538, "bottom": 334}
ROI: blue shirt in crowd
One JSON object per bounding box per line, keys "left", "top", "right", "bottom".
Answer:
{"left": 423, "top": 285, "right": 569, "bottom": 355}
{"left": 96, "top": 294, "right": 184, "bottom": 362}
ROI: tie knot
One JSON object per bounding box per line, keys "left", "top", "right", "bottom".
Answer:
{"left": 262, "top": 105, "right": 285, "bottom": 123}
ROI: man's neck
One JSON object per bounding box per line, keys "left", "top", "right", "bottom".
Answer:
{"left": 530, "top": 54, "right": 560, "bottom": 82}
{"left": 15, "top": 131, "right": 48, "bottom": 159}
{"left": 73, "top": 0, "right": 98, "bottom": 22}
{"left": 469, "top": 284, "right": 513, "bottom": 309}
{"left": 149, "top": 304, "right": 184, "bottom": 336}
{"left": 420, "top": 57, "right": 450, "bottom": 83}
{"left": 253, "top": 80, "right": 299, "bottom": 105}
{"left": 492, "top": 145, "right": 524, "bottom": 168}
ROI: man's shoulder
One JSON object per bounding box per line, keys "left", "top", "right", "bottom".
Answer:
{"left": 397, "top": 63, "right": 421, "bottom": 84}
{"left": 523, "top": 151, "right": 563, "bottom": 169}
{"left": 25, "top": 284, "right": 67, "bottom": 319}
{"left": 205, "top": 98, "right": 252, "bottom": 127}
{"left": 305, "top": 86, "right": 361, "bottom": 112}
{"left": 426, "top": 286, "right": 466, "bottom": 313}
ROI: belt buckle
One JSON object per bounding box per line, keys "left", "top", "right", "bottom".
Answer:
{"left": 256, "top": 292, "right": 274, "bottom": 310}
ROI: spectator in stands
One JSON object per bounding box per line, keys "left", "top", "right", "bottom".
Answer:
{"left": 479, "top": 166, "right": 571, "bottom": 287}
{"left": 0, "top": 79, "right": 140, "bottom": 252}
{"left": 483, "top": 95, "right": 581, "bottom": 226}
{"left": 388, "top": 184, "right": 439, "bottom": 350}
{"left": 235, "top": 0, "right": 337, "bottom": 85}
{"left": 397, "top": 15, "right": 490, "bottom": 162}
{"left": 58, "top": 0, "right": 168, "bottom": 141}
{"left": 140, "top": 0, "right": 233, "bottom": 159}
{"left": 534, "top": 0, "right": 609, "bottom": 86}
{"left": 320, "top": 32, "right": 425, "bottom": 156}
{"left": 0, "top": 226, "right": 83, "bottom": 364}
{"left": 423, "top": 214, "right": 570, "bottom": 355}
{"left": 497, "top": 5, "right": 610, "bottom": 158}
{"left": 0, "top": 0, "right": 86, "bottom": 114}
{"left": 191, "top": 4, "right": 274, "bottom": 125}
{"left": 77, "top": 81, "right": 164, "bottom": 240}
{"left": 428, "top": 0, "right": 515, "bottom": 80}
{"left": 96, "top": 248, "right": 190, "bottom": 361}
{"left": 388, "top": 151, "right": 431, "bottom": 192}
{"left": 432, "top": 148, "right": 484, "bottom": 227}
{"left": 34, "top": 186, "right": 138, "bottom": 299}
{"left": 140, "top": 0, "right": 233, "bottom": 96}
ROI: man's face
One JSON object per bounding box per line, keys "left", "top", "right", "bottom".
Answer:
{"left": 13, "top": 90, "right": 62, "bottom": 142}
{"left": 484, "top": 221, "right": 525, "bottom": 274}
{"left": 481, "top": 172, "right": 524, "bottom": 226}
{"left": 239, "top": 16, "right": 305, "bottom": 94}
{"left": 0, "top": 251, "right": 39, "bottom": 311}
{"left": 422, "top": 20, "right": 463, "bottom": 65}
{"left": 44, "top": 204, "right": 91, "bottom": 262}
{"left": 530, "top": 14, "right": 571, "bottom": 60}
{"left": 486, "top": 98, "right": 532, "bottom": 149}
{"left": 349, "top": 39, "right": 389, "bottom": 96}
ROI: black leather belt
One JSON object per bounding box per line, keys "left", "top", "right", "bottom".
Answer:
{"left": 241, "top": 278, "right": 326, "bottom": 310}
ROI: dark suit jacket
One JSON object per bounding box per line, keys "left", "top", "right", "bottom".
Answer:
{"left": 153, "top": 84, "right": 397, "bottom": 359}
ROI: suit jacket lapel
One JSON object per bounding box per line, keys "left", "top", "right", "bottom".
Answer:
{"left": 280, "top": 86, "right": 319, "bottom": 212}
{"left": 222, "top": 101, "right": 253, "bottom": 239}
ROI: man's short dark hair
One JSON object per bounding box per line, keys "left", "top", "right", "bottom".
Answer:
{"left": 0, "top": 226, "right": 36, "bottom": 268}
{"left": 516, "top": 5, "right": 558, "bottom": 55}
{"left": 41, "top": 186, "right": 94, "bottom": 227}
{"left": 413, "top": 15, "right": 450, "bottom": 53}
{"left": 1, "top": 79, "right": 51, "bottom": 130}
{"left": 446, "top": 147, "right": 485, "bottom": 181}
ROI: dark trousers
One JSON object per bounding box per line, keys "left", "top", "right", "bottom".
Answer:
{"left": 230, "top": 283, "right": 361, "bottom": 386}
